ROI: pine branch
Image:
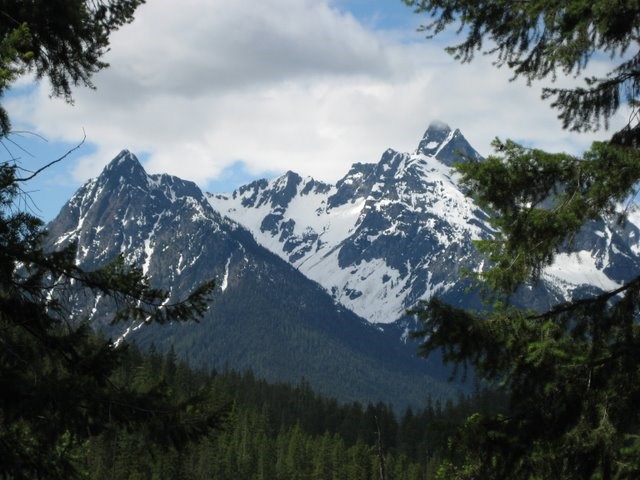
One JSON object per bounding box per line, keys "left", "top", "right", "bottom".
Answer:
{"left": 527, "top": 275, "right": 640, "bottom": 322}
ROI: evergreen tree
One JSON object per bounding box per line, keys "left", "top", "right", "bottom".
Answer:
{"left": 404, "top": 0, "right": 640, "bottom": 140}
{"left": 0, "top": 2, "right": 224, "bottom": 479}
{"left": 405, "top": 1, "right": 640, "bottom": 478}
{"left": 0, "top": 0, "right": 145, "bottom": 135}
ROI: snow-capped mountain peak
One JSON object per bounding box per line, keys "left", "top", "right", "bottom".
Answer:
{"left": 416, "top": 120, "right": 482, "bottom": 166}
{"left": 101, "top": 148, "right": 149, "bottom": 186}
{"left": 416, "top": 120, "right": 453, "bottom": 155}
{"left": 46, "top": 150, "right": 465, "bottom": 409}
{"left": 209, "top": 122, "right": 491, "bottom": 323}
{"left": 208, "top": 120, "right": 640, "bottom": 323}
{"left": 48, "top": 151, "right": 221, "bottom": 271}
{"left": 42, "top": 130, "right": 640, "bottom": 404}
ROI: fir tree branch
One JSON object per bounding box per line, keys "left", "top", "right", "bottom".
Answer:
{"left": 527, "top": 275, "right": 640, "bottom": 322}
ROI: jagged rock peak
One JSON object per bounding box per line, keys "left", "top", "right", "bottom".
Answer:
{"left": 416, "top": 120, "right": 482, "bottom": 167}
{"left": 416, "top": 120, "right": 454, "bottom": 156}
{"left": 101, "top": 149, "right": 148, "bottom": 185}
{"left": 106, "top": 149, "right": 140, "bottom": 168}
{"left": 279, "top": 170, "right": 302, "bottom": 187}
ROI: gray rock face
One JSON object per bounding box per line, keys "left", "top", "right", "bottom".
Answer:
{"left": 209, "top": 123, "right": 493, "bottom": 323}
{"left": 416, "top": 120, "right": 482, "bottom": 166}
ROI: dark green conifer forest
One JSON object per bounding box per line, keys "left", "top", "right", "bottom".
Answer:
{"left": 406, "top": 0, "right": 640, "bottom": 478}
{"left": 79, "top": 344, "right": 503, "bottom": 480}
{"left": 0, "top": 2, "right": 222, "bottom": 478}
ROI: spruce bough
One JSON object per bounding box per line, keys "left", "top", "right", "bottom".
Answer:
{"left": 0, "top": 2, "right": 224, "bottom": 478}
{"left": 406, "top": 0, "right": 640, "bottom": 478}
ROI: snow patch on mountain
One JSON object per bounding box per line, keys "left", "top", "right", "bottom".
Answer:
{"left": 625, "top": 205, "right": 640, "bottom": 255}
{"left": 220, "top": 257, "right": 231, "bottom": 292}
{"left": 543, "top": 250, "right": 621, "bottom": 299}
{"left": 210, "top": 177, "right": 367, "bottom": 266}
{"left": 208, "top": 121, "right": 492, "bottom": 323}
{"left": 207, "top": 121, "right": 640, "bottom": 324}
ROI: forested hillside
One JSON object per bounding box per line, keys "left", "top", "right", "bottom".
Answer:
{"left": 80, "top": 343, "right": 505, "bottom": 480}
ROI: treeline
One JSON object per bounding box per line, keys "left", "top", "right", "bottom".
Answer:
{"left": 77, "top": 343, "right": 505, "bottom": 479}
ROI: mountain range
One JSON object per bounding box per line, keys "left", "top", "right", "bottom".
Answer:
{"left": 208, "top": 120, "right": 640, "bottom": 320}
{"left": 208, "top": 120, "right": 490, "bottom": 324}
{"left": 44, "top": 120, "right": 640, "bottom": 409}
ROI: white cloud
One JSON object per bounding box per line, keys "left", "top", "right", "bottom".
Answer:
{"left": 5, "top": 0, "right": 630, "bottom": 194}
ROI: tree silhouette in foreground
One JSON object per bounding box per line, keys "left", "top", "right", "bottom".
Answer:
{"left": 0, "top": 2, "right": 224, "bottom": 479}
{"left": 405, "top": 0, "right": 640, "bottom": 478}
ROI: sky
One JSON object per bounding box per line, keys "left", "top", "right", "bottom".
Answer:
{"left": 4, "top": 0, "right": 631, "bottom": 221}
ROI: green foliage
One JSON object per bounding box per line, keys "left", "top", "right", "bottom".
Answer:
{"left": 0, "top": 161, "right": 221, "bottom": 479}
{"left": 0, "top": 2, "right": 227, "bottom": 479}
{"left": 405, "top": 0, "right": 640, "bottom": 478}
{"left": 410, "top": 109, "right": 640, "bottom": 475}
{"left": 403, "top": 0, "right": 640, "bottom": 134}
{"left": 455, "top": 139, "right": 640, "bottom": 292}
{"left": 80, "top": 345, "right": 502, "bottom": 480}
{"left": 0, "top": 0, "right": 144, "bottom": 136}
{"left": 414, "top": 284, "right": 640, "bottom": 478}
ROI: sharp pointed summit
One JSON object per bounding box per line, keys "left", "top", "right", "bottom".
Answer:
{"left": 104, "top": 149, "right": 141, "bottom": 170}
{"left": 416, "top": 120, "right": 482, "bottom": 166}
{"left": 101, "top": 149, "right": 148, "bottom": 186}
{"left": 416, "top": 121, "right": 452, "bottom": 156}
